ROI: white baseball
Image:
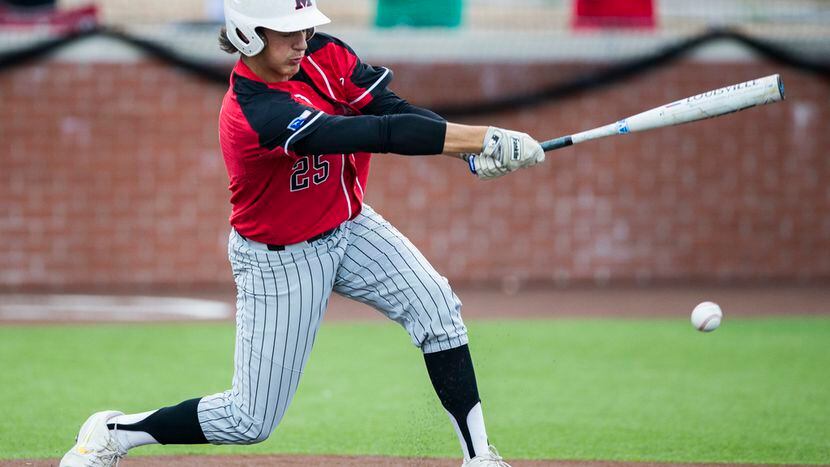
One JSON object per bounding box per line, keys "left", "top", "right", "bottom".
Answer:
{"left": 691, "top": 301, "right": 723, "bottom": 332}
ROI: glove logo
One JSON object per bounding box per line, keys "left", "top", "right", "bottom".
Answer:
{"left": 484, "top": 134, "right": 500, "bottom": 155}
{"left": 511, "top": 138, "right": 521, "bottom": 161}
{"left": 295, "top": 0, "right": 313, "bottom": 10}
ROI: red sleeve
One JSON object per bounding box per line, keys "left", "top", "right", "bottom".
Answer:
{"left": 306, "top": 33, "right": 394, "bottom": 111}
{"left": 343, "top": 57, "right": 392, "bottom": 110}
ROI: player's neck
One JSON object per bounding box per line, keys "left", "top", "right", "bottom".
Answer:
{"left": 242, "top": 56, "right": 293, "bottom": 83}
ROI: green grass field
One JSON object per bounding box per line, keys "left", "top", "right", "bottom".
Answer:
{"left": 1, "top": 317, "right": 828, "bottom": 464}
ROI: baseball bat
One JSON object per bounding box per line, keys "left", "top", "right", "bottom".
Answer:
{"left": 540, "top": 74, "right": 785, "bottom": 152}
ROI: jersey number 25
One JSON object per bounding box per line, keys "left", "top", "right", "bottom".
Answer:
{"left": 290, "top": 155, "right": 329, "bottom": 191}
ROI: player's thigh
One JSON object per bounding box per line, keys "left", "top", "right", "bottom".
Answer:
{"left": 201, "top": 231, "right": 340, "bottom": 443}
{"left": 230, "top": 230, "right": 343, "bottom": 373}
{"left": 335, "top": 206, "right": 467, "bottom": 353}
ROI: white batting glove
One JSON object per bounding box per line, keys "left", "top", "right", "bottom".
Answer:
{"left": 466, "top": 153, "right": 510, "bottom": 180}
{"left": 482, "top": 126, "right": 546, "bottom": 170}
{"left": 467, "top": 127, "right": 546, "bottom": 180}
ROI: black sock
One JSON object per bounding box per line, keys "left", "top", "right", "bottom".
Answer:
{"left": 107, "top": 398, "right": 208, "bottom": 445}
{"left": 423, "top": 344, "right": 483, "bottom": 457}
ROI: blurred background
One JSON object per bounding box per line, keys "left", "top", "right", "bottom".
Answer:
{"left": 1, "top": 0, "right": 828, "bottom": 294}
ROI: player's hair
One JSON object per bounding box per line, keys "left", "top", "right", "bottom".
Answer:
{"left": 218, "top": 27, "right": 242, "bottom": 54}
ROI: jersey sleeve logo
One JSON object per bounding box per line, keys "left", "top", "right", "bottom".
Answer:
{"left": 287, "top": 110, "right": 313, "bottom": 131}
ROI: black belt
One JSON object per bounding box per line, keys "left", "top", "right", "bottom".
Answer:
{"left": 242, "top": 227, "right": 338, "bottom": 251}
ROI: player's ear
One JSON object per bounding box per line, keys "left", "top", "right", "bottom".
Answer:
{"left": 305, "top": 28, "right": 315, "bottom": 40}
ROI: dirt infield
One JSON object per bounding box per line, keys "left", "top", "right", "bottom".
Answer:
{"left": 0, "top": 454, "right": 790, "bottom": 467}
{"left": 2, "top": 284, "right": 829, "bottom": 325}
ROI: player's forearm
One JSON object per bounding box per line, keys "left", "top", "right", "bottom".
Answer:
{"left": 293, "top": 116, "right": 486, "bottom": 158}
{"left": 442, "top": 123, "right": 489, "bottom": 157}
{"left": 357, "top": 90, "right": 485, "bottom": 157}
{"left": 294, "top": 114, "right": 446, "bottom": 156}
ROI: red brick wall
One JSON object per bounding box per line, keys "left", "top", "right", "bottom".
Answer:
{"left": 1, "top": 60, "right": 828, "bottom": 288}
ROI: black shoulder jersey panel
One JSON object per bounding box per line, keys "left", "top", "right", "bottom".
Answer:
{"left": 233, "top": 74, "right": 324, "bottom": 152}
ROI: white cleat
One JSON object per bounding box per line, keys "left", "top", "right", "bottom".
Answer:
{"left": 60, "top": 410, "right": 127, "bottom": 467}
{"left": 462, "top": 445, "right": 512, "bottom": 467}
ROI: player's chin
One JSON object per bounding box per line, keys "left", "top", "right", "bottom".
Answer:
{"left": 284, "top": 63, "right": 302, "bottom": 75}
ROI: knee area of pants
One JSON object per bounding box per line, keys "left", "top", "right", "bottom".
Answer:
{"left": 413, "top": 292, "right": 461, "bottom": 324}
{"left": 225, "top": 408, "right": 275, "bottom": 445}
{"left": 421, "top": 281, "right": 457, "bottom": 305}
{"left": 249, "top": 431, "right": 272, "bottom": 444}
{"left": 232, "top": 423, "right": 272, "bottom": 445}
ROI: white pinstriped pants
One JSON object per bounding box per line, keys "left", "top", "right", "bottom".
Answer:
{"left": 197, "top": 205, "right": 468, "bottom": 444}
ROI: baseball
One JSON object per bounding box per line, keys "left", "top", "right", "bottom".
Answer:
{"left": 691, "top": 301, "right": 723, "bottom": 332}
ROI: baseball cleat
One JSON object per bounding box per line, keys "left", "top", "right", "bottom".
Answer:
{"left": 59, "top": 410, "right": 127, "bottom": 467}
{"left": 462, "top": 445, "right": 512, "bottom": 467}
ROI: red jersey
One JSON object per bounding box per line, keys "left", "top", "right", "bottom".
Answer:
{"left": 219, "top": 33, "right": 392, "bottom": 245}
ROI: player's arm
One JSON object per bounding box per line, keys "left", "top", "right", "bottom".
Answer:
{"left": 293, "top": 114, "right": 490, "bottom": 156}
{"left": 252, "top": 93, "right": 541, "bottom": 179}
{"left": 293, "top": 117, "right": 543, "bottom": 180}
{"left": 352, "top": 90, "right": 545, "bottom": 179}
{"left": 244, "top": 88, "right": 448, "bottom": 156}
{"left": 361, "top": 88, "right": 444, "bottom": 122}
{"left": 357, "top": 89, "right": 488, "bottom": 159}
{"left": 356, "top": 93, "right": 483, "bottom": 155}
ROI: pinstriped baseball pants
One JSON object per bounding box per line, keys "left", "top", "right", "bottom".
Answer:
{"left": 196, "top": 205, "right": 468, "bottom": 444}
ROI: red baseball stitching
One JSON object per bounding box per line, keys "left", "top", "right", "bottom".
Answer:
{"left": 698, "top": 315, "right": 719, "bottom": 331}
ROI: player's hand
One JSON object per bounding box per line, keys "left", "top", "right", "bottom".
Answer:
{"left": 482, "top": 127, "right": 545, "bottom": 170}
{"left": 466, "top": 153, "right": 510, "bottom": 180}
{"left": 467, "top": 127, "right": 545, "bottom": 180}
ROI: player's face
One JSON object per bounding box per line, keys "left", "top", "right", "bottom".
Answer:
{"left": 260, "top": 28, "right": 309, "bottom": 81}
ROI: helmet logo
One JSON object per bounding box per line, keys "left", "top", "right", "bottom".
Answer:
{"left": 295, "top": 0, "right": 313, "bottom": 10}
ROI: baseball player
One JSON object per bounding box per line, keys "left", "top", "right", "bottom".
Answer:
{"left": 60, "top": 1, "right": 544, "bottom": 466}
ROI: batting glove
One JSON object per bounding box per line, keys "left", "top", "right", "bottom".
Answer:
{"left": 466, "top": 153, "right": 511, "bottom": 180}
{"left": 467, "top": 127, "right": 546, "bottom": 180}
{"left": 483, "top": 127, "right": 545, "bottom": 169}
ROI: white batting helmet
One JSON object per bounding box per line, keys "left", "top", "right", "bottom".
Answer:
{"left": 224, "top": 0, "right": 331, "bottom": 56}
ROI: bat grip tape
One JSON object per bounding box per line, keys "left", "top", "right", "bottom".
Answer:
{"left": 540, "top": 136, "right": 573, "bottom": 152}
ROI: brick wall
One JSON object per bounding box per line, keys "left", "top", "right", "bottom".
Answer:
{"left": 1, "top": 60, "right": 828, "bottom": 288}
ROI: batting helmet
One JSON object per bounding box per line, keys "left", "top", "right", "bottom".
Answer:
{"left": 224, "top": 0, "right": 331, "bottom": 57}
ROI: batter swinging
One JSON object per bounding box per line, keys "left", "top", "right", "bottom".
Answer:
{"left": 60, "top": 1, "right": 545, "bottom": 466}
